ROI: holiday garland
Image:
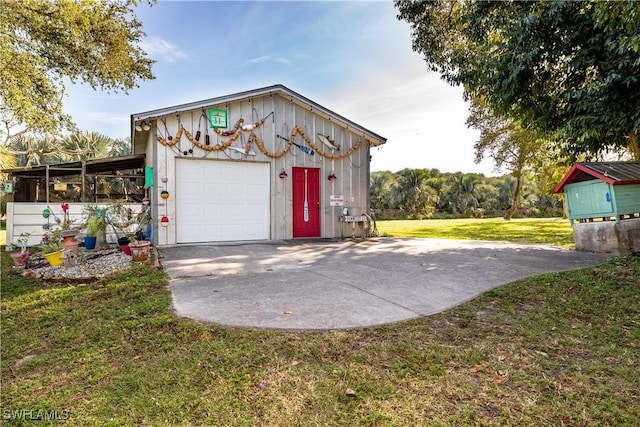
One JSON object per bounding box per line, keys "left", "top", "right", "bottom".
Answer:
{"left": 156, "top": 115, "right": 363, "bottom": 159}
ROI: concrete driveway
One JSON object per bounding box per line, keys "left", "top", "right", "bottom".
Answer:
{"left": 160, "top": 238, "right": 610, "bottom": 330}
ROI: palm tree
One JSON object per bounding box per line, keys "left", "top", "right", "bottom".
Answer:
{"left": 0, "top": 144, "right": 16, "bottom": 184}
{"left": 443, "top": 173, "right": 481, "bottom": 215}
{"left": 370, "top": 171, "right": 396, "bottom": 210}
{"left": 58, "top": 131, "right": 130, "bottom": 161}
{"left": 8, "top": 134, "right": 59, "bottom": 167}
{"left": 391, "top": 169, "right": 437, "bottom": 216}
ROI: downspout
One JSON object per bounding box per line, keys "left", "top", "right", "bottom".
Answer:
{"left": 150, "top": 121, "right": 159, "bottom": 246}
{"left": 366, "top": 142, "right": 371, "bottom": 214}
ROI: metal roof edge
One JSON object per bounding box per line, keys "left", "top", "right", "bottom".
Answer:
{"left": 553, "top": 162, "right": 640, "bottom": 193}
{"left": 1, "top": 154, "right": 146, "bottom": 174}
{"left": 130, "top": 84, "right": 387, "bottom": 146}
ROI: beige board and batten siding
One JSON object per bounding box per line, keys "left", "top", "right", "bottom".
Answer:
{"left": 133, "top": 85, "right": 385, "bottom": 245}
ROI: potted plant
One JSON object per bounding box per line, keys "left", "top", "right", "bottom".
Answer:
{"left": 106, "top": 202, "right": 135, "bottom": 253}
{"left": 127, "top": 234, "right": 151, "bottom": 262}
{"left": 55, "top": 203, "right": 81, "bottom": 254}
{"left": 107, "top": 202, "right": 152, "bottom": 256}
{"left": 39, "top": 239, "right": 64, "bottom": 267}
{"left": 10, "top": 232, "right": 31, "bottom": 267}
{"left": 117, "top": 235, "right": 131, "bottom": 255}
{"left": 84, "top": 214, "right": 105, "bottom": 250}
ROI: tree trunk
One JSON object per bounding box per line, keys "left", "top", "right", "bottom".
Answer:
{"left": 504, "top": 173, "right": 522, "bottom": 220}
{"left": 629, "top": 131, "right": 640, "bottom": 160}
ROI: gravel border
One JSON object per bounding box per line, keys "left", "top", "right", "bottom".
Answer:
{"left": 20, "top": 249, "right": 134, "bottom": 282}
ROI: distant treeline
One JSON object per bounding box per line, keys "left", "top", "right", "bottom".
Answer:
{"left": 370, "top": 169, "right": 563, "bottom": 220}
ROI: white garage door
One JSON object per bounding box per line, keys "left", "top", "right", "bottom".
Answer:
{"left": 175, "top": 159, "right": 270, "bottom": 243}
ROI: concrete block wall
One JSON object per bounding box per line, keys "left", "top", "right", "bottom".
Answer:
{"left": 573, "top": 218, "right": 640, "bottom": 255}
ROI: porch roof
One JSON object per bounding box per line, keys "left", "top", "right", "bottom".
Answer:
{"left": 2, "top": 154, "right": 146, "bottom": 179}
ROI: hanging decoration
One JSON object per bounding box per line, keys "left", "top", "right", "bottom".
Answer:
{"left": 161, "top": 190, "right": 170, "bottom": 199}
{"left": 228, "top": 133, "right": 256, "bottom": 156}
{"left": 289, "top": 126, "right": 362, "bottom": 160}
{"left": 142, "top": 186, "right": 150, "bottom": 205}
{"left": 156, "top": 112, "right": 363, "bottom": 160}
{"left": 317, "top": 134, "right": 340, "bottom": 151}
{"left": 160, "top": 216, "right": 170, "bottom": 227}
{"left": 276, "top": 134, "right": 314, "bottom": 155}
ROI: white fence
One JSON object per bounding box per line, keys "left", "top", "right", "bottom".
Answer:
{"left": 5, "top": 202, "right": 145, "bottom": 249}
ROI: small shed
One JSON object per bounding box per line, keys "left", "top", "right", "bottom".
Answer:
{"left": 553, "top": 161, "right": 640, "bottom": 254}
{"left": 131, "top": 84, "right": 386, "bottom": 245}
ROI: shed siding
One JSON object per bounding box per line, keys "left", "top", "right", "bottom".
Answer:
{"left": 565, "top": 180, "right": 615, "bottom": 220}
{"left": 612, "top": 184, "right": 640, "bottom": 216}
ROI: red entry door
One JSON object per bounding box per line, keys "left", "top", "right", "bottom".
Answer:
{"left": 292, "top": 167, "right": 321, "bottom": 238}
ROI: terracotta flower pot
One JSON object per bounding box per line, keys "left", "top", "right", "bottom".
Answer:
{"left": 62, "top": 236, "right": 79, "bottom": 254}
{"left": 128, "top": 241, "right": 151, "bottom": 262}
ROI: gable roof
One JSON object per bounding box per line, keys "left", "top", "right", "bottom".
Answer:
{"left": 553, "top": 161, "right": 640, "bottom": 193}
{"left": 131, "top": 84, "right": 386, "bottom": 146}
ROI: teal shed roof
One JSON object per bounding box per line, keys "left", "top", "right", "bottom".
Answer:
{"left": 553, "top": 162, "right": 640, "bottom": 193}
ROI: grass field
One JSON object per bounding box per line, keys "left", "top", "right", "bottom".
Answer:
{"left": 377, "top": 217, "right": 574, "bottom": 248}
{"left": 1, "top": 219, "right": 639, "bottom": 426}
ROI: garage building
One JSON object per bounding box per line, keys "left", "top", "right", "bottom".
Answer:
{"left": 131, "top": 84, "right": 386, "bottom": 245}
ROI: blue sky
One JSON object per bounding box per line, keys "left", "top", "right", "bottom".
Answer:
{"left": 64, "top": 0, "right": 495, "bottom": 175}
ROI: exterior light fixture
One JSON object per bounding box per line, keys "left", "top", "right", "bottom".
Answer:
{"left": 135, "top": 121, "right": 151, "bottom": 132}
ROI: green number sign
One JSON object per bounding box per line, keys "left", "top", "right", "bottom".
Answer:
{"left": 207, "top": 109, "right": 228, "bottom": 129}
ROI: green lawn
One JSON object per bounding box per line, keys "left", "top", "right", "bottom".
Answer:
{"left": 1, "top": 220, "right": 639, "bottom": 426}
{"left": 378, "top": 217, "right": 574, "bottom": 247}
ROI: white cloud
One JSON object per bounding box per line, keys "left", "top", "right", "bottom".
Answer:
{"left": 243, "top": 55, "right": 292, "bottom": 67}
{"left": 139, "top": 37, "right": 190, "bottom": 63}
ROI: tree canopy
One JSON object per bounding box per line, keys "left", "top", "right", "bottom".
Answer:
{"left": 467, "top": 99, "right": 547, "bottom": 219}
{"left": 0, "top": 0, "right": 154, "bottom": 143}
{"left": 395, "top": 0, "right": 640, "bottom": 159}
{"left": 370, "top": 168, "right": 562, "bottom": 220}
